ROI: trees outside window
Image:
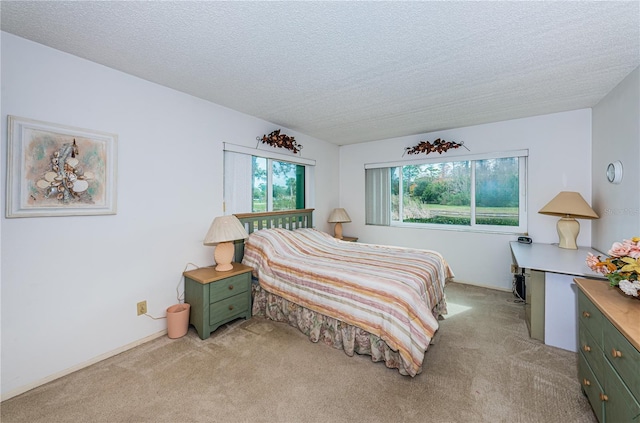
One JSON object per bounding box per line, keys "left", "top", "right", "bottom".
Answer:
{"left": 385, "top": 155, "right": 526, "bottom": 232}
{"left": 252, "top": 157, "right": 305, "bottom": 212}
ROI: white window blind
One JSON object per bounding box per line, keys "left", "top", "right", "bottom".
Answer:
{"left": 365, "top": 167, "right": 391, "bottom": 225}
{"left": 223, "top": 151, "right": 253, "bottom": 215}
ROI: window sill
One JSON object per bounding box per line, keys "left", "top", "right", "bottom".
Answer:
{"left": 386, "top": 221, "right": 527, "bottom": 236}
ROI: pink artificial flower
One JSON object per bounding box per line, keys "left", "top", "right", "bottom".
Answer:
{"left": 586, "top": 253, "right": 600, "bottom": 271}
{"left": 627, "top": 240, "right": 640, "bottom": 259}
{"left": 608, "top": 241, "right": 631, "bottom": 257}
{"left": 585, "top": 253, "right": 608, "bottom": 274}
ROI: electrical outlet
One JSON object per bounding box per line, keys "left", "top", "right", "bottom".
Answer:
{"left": 137, "top": 300, "right": 147, "bottom": 316}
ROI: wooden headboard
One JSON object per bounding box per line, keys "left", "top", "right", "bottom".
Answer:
{"left": 233, "top": 208, "right": 314, "bottom": 262}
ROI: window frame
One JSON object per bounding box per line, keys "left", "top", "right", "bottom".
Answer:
{"left": 366, "top": 150, "right": 528, "bottom": 234}
{"left": 253, "top": 157, "right": 306, "bottom": 212}
{"left": 223, "top": 143, "right": 315, "bottom": 215}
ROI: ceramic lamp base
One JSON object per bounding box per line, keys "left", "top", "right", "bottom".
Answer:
{"left": 214, "top": 241, "right": 234, "bottom": 271}
{"left": 557, "top": 217, "right": 579, "bottom": 250}
{"left": 333, "top": 222, "right": 344, "bottom": 239}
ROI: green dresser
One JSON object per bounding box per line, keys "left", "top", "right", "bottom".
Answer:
{"left": 575, "top": 278, "right": 640, "bottom": 422}
{"left": 184, "top": 263, "right": 253, "bottom": 340}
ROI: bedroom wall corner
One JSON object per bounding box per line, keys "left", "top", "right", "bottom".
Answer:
{"left": 591, "top": 66, "right": 640, "bottom": 252}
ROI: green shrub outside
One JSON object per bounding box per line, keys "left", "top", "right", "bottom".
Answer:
{"left": 405, "top": 216, "right": 518, "bottom": 226}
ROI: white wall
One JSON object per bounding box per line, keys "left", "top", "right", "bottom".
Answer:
{"left": 592, "top": 67, "right": 640, "bottom": 251}
{"left": 0, "top": 33, "right": 339, "bottom": 398}
{"left": 339, "top": 109, "right": 593, "bottom": 290}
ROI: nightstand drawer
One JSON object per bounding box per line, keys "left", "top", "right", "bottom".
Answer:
{"left": 603, "top": 318, "right": 640, "bottom": 400}
{"left": 579, "top": 324, "right": 604, "bottom": 381}
{"left": 209, "top": 273, "right": 249, "bottom": 303}
{"left": 210, "top": 293, "right": 250, "bottom": 326}
{"left": 578, "top": 290, "right": 603, "bottom": 345}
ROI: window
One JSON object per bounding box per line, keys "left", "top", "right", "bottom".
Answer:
{"left": 251, "top": 157, "right": 305, "bottom": 212}
{"left": 367, "top": 151, "right": 527, "bottom": 233}
{"left": 223, "top": 143, "right": 315, "bottom": 215}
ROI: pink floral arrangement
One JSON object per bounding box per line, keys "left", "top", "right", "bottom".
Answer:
{"left": 586, "top": 237, "right": 640, "bottom": 297}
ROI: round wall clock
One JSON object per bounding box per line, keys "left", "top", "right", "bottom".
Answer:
{"left": 606, "top": 160, "right": 623, "bottom": 184}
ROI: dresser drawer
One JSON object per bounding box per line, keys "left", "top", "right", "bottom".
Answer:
{"left": 210, "top": 292, "right": 250, "bottom": 326}
{"left": 579, "top": 324, "right": 604, "bottom": 382}
{"left": 578, "top": 290, "right": 604, "bottom": 346}
{"left": 603, "top": 318, "right": 640, "bottom": 400}
{"left": 603, "top": 358, "right": 640, "bottom": 422}
{"left": 578, "top": 352, "right": 604, "bottom": 423}
{"left": 209, "top": 273, "right": 249, "bottom": 303}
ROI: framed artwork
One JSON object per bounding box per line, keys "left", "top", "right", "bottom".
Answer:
{"left": 6, "top": 116, "right": 118, "bottom": 217}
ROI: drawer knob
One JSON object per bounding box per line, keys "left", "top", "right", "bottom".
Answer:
{"left": 582, "top": 311, "right": 590, "bottom": 318}
{"left": 582, "top": 378, "right": 591, "bottom": 387}
{"left": 582, "top": 344, "right": 591, "bottom": 353}
{"left": 228, "top": 305, "right": 234, "bottom": 311}
{"left": 228, "top": 285, "right": 234, "bottom": 290}
{"left": 599, "top": 393, "right": 608, "bottom": 402}
{"left": 611, "top": 349, "right": 623, "bottom": 358}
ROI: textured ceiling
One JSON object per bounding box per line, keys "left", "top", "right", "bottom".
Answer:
{"left": 1, "top": 1, "right": 639, "bottom": 145}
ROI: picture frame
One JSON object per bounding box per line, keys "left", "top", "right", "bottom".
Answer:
{"left": 6, "top": 115, "right": 118, "bottom": 217}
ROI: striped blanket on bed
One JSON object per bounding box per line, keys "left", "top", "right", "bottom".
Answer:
{"left": 241, "top": 228, "right": 454, "bottom": 376}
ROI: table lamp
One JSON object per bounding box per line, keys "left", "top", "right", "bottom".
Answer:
{"left": 203, "top": 215, "right": 249, "bottom": 271}
{"left": 328, "top": 208, "right": 351, "bottom": 239}
{"left": 538, "top": 191, "right": 599, "bottom": 249}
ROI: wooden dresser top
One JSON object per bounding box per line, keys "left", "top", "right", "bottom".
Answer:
{"left": 575, "top": 277, "right": 640, "bottom": 351}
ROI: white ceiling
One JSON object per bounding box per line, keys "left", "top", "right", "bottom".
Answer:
{"left": 1, "top": 1, "right": 638, "bottom": 146}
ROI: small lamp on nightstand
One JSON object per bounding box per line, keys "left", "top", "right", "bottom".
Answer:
{"left": 203, "top": 215, "right": 249, "bottom": 271}
{"left": 538, "top": 191, "right": 599, "bottom": 250}
{"left": 328, "top": 208, "right": 351, "bottom": 240}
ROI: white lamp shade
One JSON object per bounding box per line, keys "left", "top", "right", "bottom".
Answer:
{"left": 203, "top": 215, "right": 249, "bottom": 246}
{"left": 328, "top": 208, "right": 352, "bottom": 223}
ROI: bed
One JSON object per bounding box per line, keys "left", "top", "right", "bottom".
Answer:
{"left": 234, "top": 209, "right": 453, "bottom": 376}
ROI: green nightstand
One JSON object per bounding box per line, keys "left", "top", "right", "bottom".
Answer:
{"left": 184, "top": 263, "right": 253, "bottom": 340}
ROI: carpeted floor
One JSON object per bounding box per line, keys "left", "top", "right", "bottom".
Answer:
{"left": 1, "top": 282, "right": 597, "bottom": 423}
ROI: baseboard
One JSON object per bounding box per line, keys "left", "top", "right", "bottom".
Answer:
{"left": 450, "top": 279, "right": 512, "bottom": 293}
{"left": 1, "top": 329, "right": 167, "bottom": 402}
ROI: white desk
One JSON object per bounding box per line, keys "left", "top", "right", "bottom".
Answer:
{"left": 510, "top": 242, "right": 604, "bottom": 352}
